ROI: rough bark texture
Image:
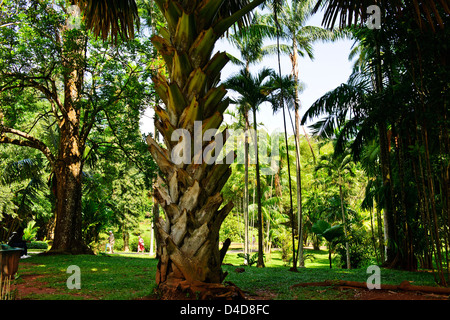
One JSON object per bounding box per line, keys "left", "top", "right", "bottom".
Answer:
{"left": 47, "top": 24, "right": 92, "bottom": 255}
{"left": 148, "top": 136, "right": 234, "bottom": 285}
{"left": 146, "top": 0, "right": 265, "bottom": 298}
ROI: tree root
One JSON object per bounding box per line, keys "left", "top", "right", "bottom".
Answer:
{"left": 291, "top": 280, "right": 450, "bottom": 295}
{"left": 158, "top": 278, "right": 247, "bottom": 300}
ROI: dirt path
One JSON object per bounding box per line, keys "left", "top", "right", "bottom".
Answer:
{"left": 10, "top": 277, "right": 449, "bottom": 300}
{"left": 11, "top": 274, "right": 98, "bottom": 300}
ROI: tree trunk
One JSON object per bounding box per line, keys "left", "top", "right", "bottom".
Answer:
{"left": 339, "top": 175, "right": 351, "bottom": 269}
{"left": 374, "top": 38, "right": 397, "bottom": 266}
{"left": 47, "top": 19, "right": 92, "bottom": 255}
{"left": 294, "top": 107, "right": 304, "bottom": 267}
{"left": 244, "top": 110, "right": 250, "bottom": 265}
{"left": 328, "top": 244, "right": 332, "bottom": 269}
{"left": 291, "top": 37, "right": 303, "bottom": 266}
{"left": 49, "top": 100, "right": 92, "bottom": 254}
{"left": 252, "top": 107, "right": 265, "bottom": 268}
{"left": 378, "top": 120, "right": 397, "bottom": 266}
{"left": 376, "top": 202, "right": 385, "bottom": 263}
{"left": 51, "top": 149, "right": 91, "bottom": 254}
{"left": 123, "top": 230, "right": 130, "bottom": 252}
{"left": 150, "top": 221, "right": 155, "bottom": 256}
{"left": 146, "top": 0, "right": 265, "bottom": 299}
{"left": 148, "top": 152, "right": 234, "bottom": 285}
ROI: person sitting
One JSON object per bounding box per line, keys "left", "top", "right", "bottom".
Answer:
{"left": 7, "top": 227, "right": 30, "bottom": 258}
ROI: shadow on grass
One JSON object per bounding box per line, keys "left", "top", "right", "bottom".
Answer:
{"left": 14, "top": 248, "right": 441, "bottom": 300}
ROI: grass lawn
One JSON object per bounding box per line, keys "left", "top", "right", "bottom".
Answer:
{"left": 9, "top": 248, "right": 441, "bottom": 300}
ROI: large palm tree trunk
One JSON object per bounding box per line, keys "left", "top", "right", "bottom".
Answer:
{"left": 146, "top": 0, "right": 265, "bottom": 298}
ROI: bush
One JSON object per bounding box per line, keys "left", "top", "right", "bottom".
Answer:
{"left": 220, "top": 213, "right": 244, "bottom": 243}
{"left": 27, "top": 241, "right": 48, "bottom": 250}
{"left": 237, "top": 252, "right": 264, "bottom": 266}
{"left": 336, "top": 224, "right": 375, "bottom": 269}
{"left": 277, "top": 232, "right": 293, "bottom": 265}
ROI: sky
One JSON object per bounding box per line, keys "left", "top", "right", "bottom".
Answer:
{"left": 139, "top": 9, "right": 356, "bottom": 138}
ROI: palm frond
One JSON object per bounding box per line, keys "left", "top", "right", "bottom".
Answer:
{"left": 313, "top": 0, "right": 450, "bottom": 31}
{"left": 74, "top": 0, "right": 140, "bottom": 42}
{"left": 0, "top": 158, "right": 44, "bottom": 185}
{"left": 301, "top": 82, "right": 367, "bottom": 129}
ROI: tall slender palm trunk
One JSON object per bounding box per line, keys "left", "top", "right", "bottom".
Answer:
{"left": 244, "top": 111, "right": 250, "bottom": 265}
{"left": 252, "top": 107, "right": 265, "bottom": 268}
{"left": 291, "top": 41, "right": 304, "bottom": 267}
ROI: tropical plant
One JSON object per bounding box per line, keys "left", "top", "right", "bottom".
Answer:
{"left": 314, "top": 0, "right": 450, "bottom": 31}
{"left": 226, "top": 15, "right": 274, "bottom": 264}
{"left": 237, "top": 252, "right": 260, "bottom": 266}
{"left": 311, "top": 219, "right": 344, "bottom": 268}
{"left": 303, "top": 3, "right": 450, "bottom": 285}
{"left": 315, "top": 150, "right": 355, "bottom": 269}
{"left": 225, "top": 67, "right": 281, "bottom": 268}
{"left": 22, "top": 220, "right": 39, "bottom": 242}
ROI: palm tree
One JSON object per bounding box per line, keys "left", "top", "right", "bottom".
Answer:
{"left": 226, "top": 15, "right": 273, "bottom": 265}
{"left": 312, "top": 220, "right": 344, "bottom": 268}
{"left": 0, "top": 157, "right": 47, "bottom": 240}
{"left": 147, "top": 0, "right": 267, "bottom": 296}
{"left": 315, "top": 151, "right": 355, "bottom": 269}
{"left": 225, "top": 67, "right": 277, "bottom": 268}
{"left": 266, "top": 0, "right": 344, "bottom": 267}
{"left": 227, "top": 12, "right": 274, "bottom": 72}
{"left": 72, "top": 0, "right": 140, "bottom": 42}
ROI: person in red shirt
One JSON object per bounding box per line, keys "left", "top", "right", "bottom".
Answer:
{"left": 138, "top": 235, "right": 145, "bottom": 253}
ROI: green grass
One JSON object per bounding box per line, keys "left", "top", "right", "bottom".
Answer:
{"left": 222, "top": 248, "right": 440, "bottom": 299}
{"left": 15, "top": 253, "right": 158, "bottom": 300}
{"left": 12, "top": 248, "right": 440, "bottom": 300}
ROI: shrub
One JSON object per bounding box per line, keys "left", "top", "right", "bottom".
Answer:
{"left": 237, "top": 252, "right": 263, "bottom": 266}
{"left": 336, "top": 225, "right": 374, "bottom": 269}
{"left": 27, "top": 241, "right": 48, "bottom": 250}
{"left": 277, "top": 232, "right": 293, "bottom": 265}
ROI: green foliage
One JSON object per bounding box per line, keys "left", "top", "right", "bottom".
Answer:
{"left": 312, "top": 220, "right": 344, "bottom": 243}
{"left": 27, "top": 241, "right": 48, "bottom": 250}
{"left": 277, "top": 231, "right": 293, "bottom": 265}
{"left": 237, "top": 252, "right": 262, "bottom": 266}
{"left": 22, "top": 220, "right": 38, "bottom": 241}
{"left": 0, "top": 0, "right": 157, "bottom": 249}
{"left": 220, "top": 212, "right": 244, "bottom": 243}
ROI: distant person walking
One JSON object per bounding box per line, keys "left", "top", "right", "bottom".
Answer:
{"left": 138, "top": 235, "right": 145, "bottom": 253}
{"left": 108, "top": 231, "right": 115, "bottom": 254}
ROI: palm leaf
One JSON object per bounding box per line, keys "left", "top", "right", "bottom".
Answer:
{"left": 322, "top": 224, "right": 344, "bottom": 242}
{"left": 311, "top": 219, "right": 331, "bottom": 235}
{"left": 0, "top": 158, "right": 43, "bottom": 185}
{"left": 314, "top": 0, "right": 450, "bottom": 31}
{"left": 74, "top": 0, "right": 140, "bottom": 42}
